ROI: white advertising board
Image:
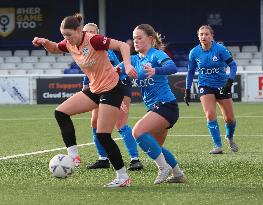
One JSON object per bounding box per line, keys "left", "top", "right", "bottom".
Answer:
{"left": 0, "top": 77, "right": 29, "bottom": 104}
{"left": 247, "top": 74, "right": 263, "bottom": 102}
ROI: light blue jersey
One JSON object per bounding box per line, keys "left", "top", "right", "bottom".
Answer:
{"left": 129, "top": 48, "right": 176, "bottom": 109}
{"left": 107, "top": 49, "right": 120, "bottom": 67}
{"left": 187, "top": 41, "right": 233, "bottom": 89}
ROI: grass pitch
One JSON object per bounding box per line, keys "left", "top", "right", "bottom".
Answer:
{"left": 0, "top": 103, "right": 262, "bottom": 205}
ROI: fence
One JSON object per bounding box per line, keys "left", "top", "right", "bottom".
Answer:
{"left": 0, "top": 71, "right": 262, "bottom": 104}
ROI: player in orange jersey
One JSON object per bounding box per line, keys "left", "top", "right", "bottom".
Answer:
{"left": 32, "top": 13, "right": 137, "bottom": 188}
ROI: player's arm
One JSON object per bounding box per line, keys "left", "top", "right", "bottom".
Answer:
{"left": 143, "top": 53, "right": 177, "bottom": 78}
{"left": 32, "top": 37, "right": 64, "bottom": 54}
{"left": 220, "top": 46, "right": 237, "bottom": 94}
{"left": 184, "top": 51, "right": 197, "bottom": 106}
{"left": 109, "top": 39, "right": 137, "bottom": 78}
{"left": 90, "top": 34, "right": 137, "bottom": 78}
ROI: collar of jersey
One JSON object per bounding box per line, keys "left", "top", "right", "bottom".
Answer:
{"left": 138, "top": 47, "right": 156, "bottom": 59}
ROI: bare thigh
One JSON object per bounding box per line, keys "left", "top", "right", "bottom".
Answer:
{"left": 97, "top": 104, "right": 120, "bottom": 133}
{"left": 56, "top": 91, "right": 98, "bottom": 116}
{"left": 200, "top": 94, "right": 218, "bottom": 121}
{"left": 217, "top": 98, "right": 235, "bottom": 122}
{"left": 133, "top": 111, "right": 169, "bottom": 145}
{"left": 91, "top": 108, "right": 99, "bottom": 128}
{"left": 115, "top": 96, "right": 131, "bottom": 130}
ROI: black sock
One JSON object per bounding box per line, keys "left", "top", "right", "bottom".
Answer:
{"left": 96, "top": 133, "right": 124, "bottom": 170}
{"left": 54, "top": 110, "right": 76, "bottom": 147}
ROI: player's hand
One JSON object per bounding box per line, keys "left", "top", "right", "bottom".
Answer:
{"left": 32, "top": 37, "right": 46, "bottom": 47}
{"left": 222, "top": 79, "right": 233, "bottom": 95}
{"left": 184, "top": 89, "right": 191, "bottom": 106}
{"left": 125, "top": 64, "right": 137, "bottom": 78}
{"left": 143, "top": 63, "right": 155, "bottom": 78}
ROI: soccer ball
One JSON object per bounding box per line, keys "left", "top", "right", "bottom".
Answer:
{"left": 49, "top": 154, "right": 75, "bottom": 178}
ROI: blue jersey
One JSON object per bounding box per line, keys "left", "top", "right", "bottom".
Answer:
{"left": 83, "top": 49, "right": 128, "bottom": 84}
{"left": 107, "top": 49, "right": 120, "bottom": 67}
{"left": 128, "top": 48, "right": 176, "bottom": 109}
{"left": 187, "top": 41, "right": 232, "bottom": 89}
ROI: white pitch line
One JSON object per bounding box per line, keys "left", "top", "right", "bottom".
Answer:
{"left": 0, "top": 138, "right": 122, "bottom": 161}
{"left": 1, "top": 134, "right": 263, "bottom": 161}
{"left": 0, "top": 115, "right": 262, "bottom": 121}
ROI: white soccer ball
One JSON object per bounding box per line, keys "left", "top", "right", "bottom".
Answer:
{"left": 49, "top": 154, "right": 75, "bottom": 178}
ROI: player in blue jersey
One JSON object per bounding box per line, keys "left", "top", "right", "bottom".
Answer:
{"left": 83, "top": 23, "right": 143, "bottom": 171}
{"left": 122, "top": 24, "right": 186, "bottom": 184}
{"left": 184, "top": 25, "right": 238, "bottom": 154}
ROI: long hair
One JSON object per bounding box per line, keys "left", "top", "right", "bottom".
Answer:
{"left": 135, "top": 24, "right": 165, "bottom": 49}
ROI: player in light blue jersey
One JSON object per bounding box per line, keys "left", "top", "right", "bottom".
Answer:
{"left": 122, "top": 24, "right": 186, "bottom": 184}
{"left": 184, "top": 25, "right": 238, "bottom": 154}
{"left": 83, "top": 23, "right": 143, "bottom": 171}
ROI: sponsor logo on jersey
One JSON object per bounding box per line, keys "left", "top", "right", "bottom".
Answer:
{"left": 82, "top": 47, "right": 89, "bottom": 56}
{"left": 131, "top": 78, "right": 154, "bottom": 87}
{"left": 102, "top": 37, "right": 107, "bottom": 44}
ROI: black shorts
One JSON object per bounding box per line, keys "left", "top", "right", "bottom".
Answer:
{"left": 198, "top": 86, "right": 232, "bottom": 100}
{"left": 82, "top": 80, "right": 124, "bottom": 108}
{"left": 121, "top": 77, "right": 132, "bottom": 98}
{"left": 150, "top": 100, "right": 179, "bottom": 129}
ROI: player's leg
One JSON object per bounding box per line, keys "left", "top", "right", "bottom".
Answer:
{"left": 150, "top": 101, "right": 186, "bottom": 183}
{"left": 152, "top": 129, "right": 186, "bottom": 183}
{"left": 200, "top": 92, "right": 223, "bottom": 154}
{"left": 55, "top": 91, "right": 98, "bottom": 166}
{"left": 96, "top": 81, "right": 130, "bottom": 188}
{"left": 116, "top": 96, "right": 143, "bottom": 171}
{"left": 217, "top": 98, "right": 238, "bottom": 152}
{"left": 87, "top": 108, "right": 110, "bottom": 169}
{"left": 133, "top": 111, "right": 172, "bottom": 184}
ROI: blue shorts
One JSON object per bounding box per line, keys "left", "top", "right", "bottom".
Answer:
{"left": 121, "top": 77, "right": 132, "bottom": 98}
{"left": 198, "top": 86, "right": 232, "bottom": 100}
{"left": 150, "top": 100, "right": 179, "bottom": 129}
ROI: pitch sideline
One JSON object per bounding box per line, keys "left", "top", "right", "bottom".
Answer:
{"left": 1, "top": 134, "right": 263, "bottom": 161}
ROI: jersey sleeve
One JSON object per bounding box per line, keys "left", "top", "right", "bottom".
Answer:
{"left": 186, "top": 49, "right": 197, "bottom": 89}
{"left": 154, "top": 50, "right": 173, "bottom": 66}
{"left": 90, "top": 34, "right": 111, "bottom": 51}
{"left": 188, "top": 49, "right": 197, "bottom": 71}
{"left": 219, "top": 44, "right": 232, "bottom": 62}
{"left": 57, "top": 39, "right": 69, "bottom": 53}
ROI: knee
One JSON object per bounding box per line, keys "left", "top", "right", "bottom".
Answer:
{"left": 205, "top": 111, "right": 217, "bottom": 121}
{"left": 90, "top": 115, "right": 98, "bottom": 128}
{"left": 115, "top": 121, "right": 122, "bottom": 130}
{"left": 132, "top": 127, "right": 143, "bottom": 139}
{"left": 91, "top": 119, "right": 97, "bottom": 128}
{"left": 54, "top": 110, "right": 69, "bottom": 121}
{"left": 224, "top": 116, "right": 235, "bottom": 124}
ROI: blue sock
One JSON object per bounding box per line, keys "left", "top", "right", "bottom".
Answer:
{"left": 207, "top": 120, "right": 222, "bottom": 148}
{"left": 92, "top": 128, "right": 107, "bottom": 158}
{"left": 225, "top": 121, "right": 236, "bottom": 139}
{"left": 118, "top": 124, "right": 138, "bottom": 159}
{"left": 162, "top": 147, "right": 177, "bottom": 168}
{"left": 135, "top": 133, "right": 161, "bottom": 160}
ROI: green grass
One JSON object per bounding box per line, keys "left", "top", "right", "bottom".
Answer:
{"left": 0, "top": 103, "right": 263, "bottom": 205}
